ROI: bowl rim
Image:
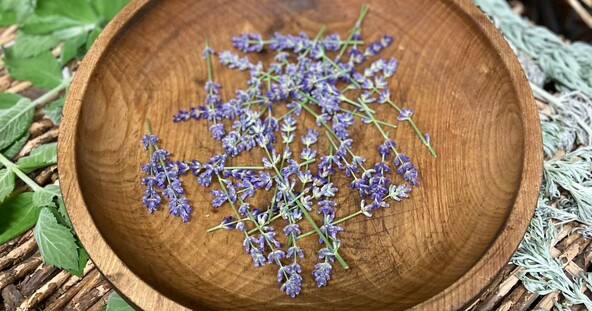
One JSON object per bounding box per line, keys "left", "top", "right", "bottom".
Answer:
{"left": 58, "top": 0, "right": 543, "bottom": 310}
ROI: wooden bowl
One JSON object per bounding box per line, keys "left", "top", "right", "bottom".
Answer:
{"left": 58, "top": 0, "right": 542, "bottom": 310}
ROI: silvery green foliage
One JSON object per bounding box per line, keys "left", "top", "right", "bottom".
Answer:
{"left": 511, "top": 216, "right": 592, "bottom": 309}
{"left": 544, "top": 147, "right": 592, "bottom": 224}
{"left": 473, "top": 0, "right": 592, "bottom": 308}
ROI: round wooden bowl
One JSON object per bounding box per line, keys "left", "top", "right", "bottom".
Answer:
{"left": 58, "top": 0, "right": 542, "bottom": 310}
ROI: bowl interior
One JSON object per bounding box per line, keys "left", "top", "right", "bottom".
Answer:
{"left": 73, "top": 0, "right": 528, "bottom": 309}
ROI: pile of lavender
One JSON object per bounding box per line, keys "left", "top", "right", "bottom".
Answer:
{"left": 140, "top": 5, "right": 435, "bottom": 298}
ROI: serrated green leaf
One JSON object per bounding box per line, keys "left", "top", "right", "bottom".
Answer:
{"left": 33, "top": 183, "right": 60, "bottom": 208}
{"left": 0, "top": 168, "right": 15, "bottom": 202}
{"left": 85, "top": 27, "right": 101, "bottom": 50}
{"left": 66, "top": 247, "right": 88, "bottom": 277}
{"left": 16, "top": 142, "right": 57, "bottom": 173}
{"left": 61, "top": 34, "right": 87, "bottom": 66}
{"left": 92, "top": 0, "right": 129, "bottom": 22}
{"left": 0, "top": 97, "right": 34, "bottom": 150}
{"left": 34, "top": 207, "right": 79, "bottom": 271}
{"left": 4, "top": 50, "right": 63, "bottom": 89}
{"left": 105, "top": 292, "right": 134, "bottom": 311}
{"left": 11, "top": 31, "right": 59, "bottom": 59}
{"left": 56, "top": 196, "right": 72, "bottom": 227}
{"left": 0, "top": 193, "right": 40, "bottom": 244}
{"left": 21, "top": 14, "right": 83, "bottom": 35}
{"left": 42, "top": 96, "right": 64, "bottom": 124}
{"left": 0, "top": 92, "right": 23, "bottom": 112}
{"left": 1, "top": 131, "right": 29, "bottom": 159}
{"left": 36, "top": 0, "right": 98, "bottom": 24}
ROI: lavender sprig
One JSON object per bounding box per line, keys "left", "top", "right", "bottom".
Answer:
{"left": 141, "top": 119, "right": 192, "bottom": 221}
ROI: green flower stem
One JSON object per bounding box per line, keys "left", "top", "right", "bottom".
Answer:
{"left": 296, "top": 192, "right": 397, "bottom": 240}
{"left": 337, "top": 4, "right": 369, "bottom": 60}
{"left": 204, "top": 39, "right": 213, "bottom": 82}
{"left": 322, "top": 53, "right": 437, "bottom": 157}
{"left": 0, "top": 153, "right": 43, "bottom": 192}
{"left": 263, "top": 146, "right": 349, "bottom": 269}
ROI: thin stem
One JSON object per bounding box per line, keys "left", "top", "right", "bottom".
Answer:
{"left": 337, "top": 4, "right": 369, "bottom": 60}
{"left": 263, "top": 147, "right": 349, "bottom": 269}
{"left": 205, "top": 39, "right": 213, "bottom": 82}
{"left": 0, "top": 153, "right": 43, "bottom": 191}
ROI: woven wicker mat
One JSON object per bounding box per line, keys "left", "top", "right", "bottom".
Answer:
{"left": 1, "top": 2, "right": 591, "bottom": 311}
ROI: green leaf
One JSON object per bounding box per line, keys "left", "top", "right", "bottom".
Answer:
{"left": 66, "top": 247, "right": 88, "bottom": 277}
{"left": 36, "top": 0, "right": 99, "bottom": 24}
{"left": 4, "top": 50, "right": 63, "bottom": 89}
{"left": 0, "top": 193, "right": 40, "bottom": 244}
{"left": 42, "top": 96, "right": 64, "bottom": 124}
{"left": 10, "top": 31, "right": 59, "bottom": 59}
{"left": 1, "top": 131, "right": 29, "bottom": 159}
{"left": 16, "top": 142, "right": 57, "bottom": 173}
{"left": 0, "top": 97, "right": 34, "bottom": 150}
{"left": 56, "top": 196, "right": 71, "bottom": 227}
{"left": 92, "top": 0, "right": 129, "bottom": 21}
{"left": 34, "top": 207, "right": 79, "bottom": 271}
{"left": 0, "top": 168, "right": 15, "bottom": 202}
{"left": 0, "top": 10, "right": 16, "bottom": 26}
{"left": 21, "top": 14, "right": 83, "bottom": 35}
{"left": 61, "top": 34, "right": 87, "bottom": 65}
{"left": 0, "top": 92, "right": 23, "bottom": 112}
{"left": 33, "top": 184, "right": 60, "bottom": 208}
{"left": 85, "top": 27, "right": 101, "bottom": 50}
{"left": 1, "top": 0, "right": 35, "bottom": 23}
{"left": 105, "top": 292, "right": 134, "bottom": 311}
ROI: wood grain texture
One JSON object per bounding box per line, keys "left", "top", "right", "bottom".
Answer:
{"left": 57, "top": 0, "right": 543, "bottom": 310}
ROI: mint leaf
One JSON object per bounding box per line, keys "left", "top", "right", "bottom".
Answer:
{"left": 34, "top": 207, "right": 79, "bottom": 271}
{"left": 42, "top": 96, "right": 64, "bottom": 124}
{"left": 56, "top": 196, "right": 71, "bottom": 227}
{"left": 105, "top": 292, "right": 134, "bottom": 311}
{"left": 20, "top": 14, "right": 82, "bottom": 35}
{"left": 0, "top": 97, "right": 34, "bottom": 150}
{"left": 0, "top": 168, "right": 15, "bottom": 202}
{"left": 0, "top": 193, "right": 40, "bottom": 244}
{"left": 16, "top": 142, "right": 57, "bottom": 173}
{"left": 4, "top": 50, "right": 63, "bottom": 89}
{"left": 61, "top": 34, "right": 87, "bottom": 66}
{"left": 33, "top": 183, "right": 60, "bottom": 208}
{"left": 11, "top": 31, "right": 59, "bottom": 59}
{"left": 0, "top": 92, "right": 23, "bottom": 112}
{"left": 36, "top": 0, "right": 98, "bottom": 24}
{"left": 1, "top": 131, "right": 29, "bottom": 159}
{"left": 66, "top": 247, "right": 88, "bottom": 277}
{"left": 92, "top": 0, "right": 129, "bottom": 21}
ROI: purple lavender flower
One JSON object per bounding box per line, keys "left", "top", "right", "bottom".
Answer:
{"left": 232, "top": 33, "right": 264, "bottom": 53}
{"left": 280, "top": 263, "right": 302, "bottom": 297}
{"left": 219, "top": 216, "right": 236, "bottom": 229}
{"left": 283, "top": 223, "right": 301, "bottom": 236}
{"left": 202, "top": 45, "right": 214, "bottom": 59}
{"left": 141, "top": 133, "right": 192, "bottom": 221}
{"left": 140, "top": 134, "right": 158, "bottom": 149}
{"left": 312, "top": 262, "right": 332, "bottom": 287}
{"left": 250, "top": 248, "right": 267, "bottom": 267}
{"left": 397, "top": 108, "right": 414, "bottom": 121}
{"left": 323, "top": 33, "right": 341, "bottom": 51}
{"left": 209, "top": 123, "right": 225, "bottom": 140}
{"left": 287, "top": 246, "right": 304, "bottom": 258}
{"left": 383, "top": 58, "right": 398, "bottom": 77}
